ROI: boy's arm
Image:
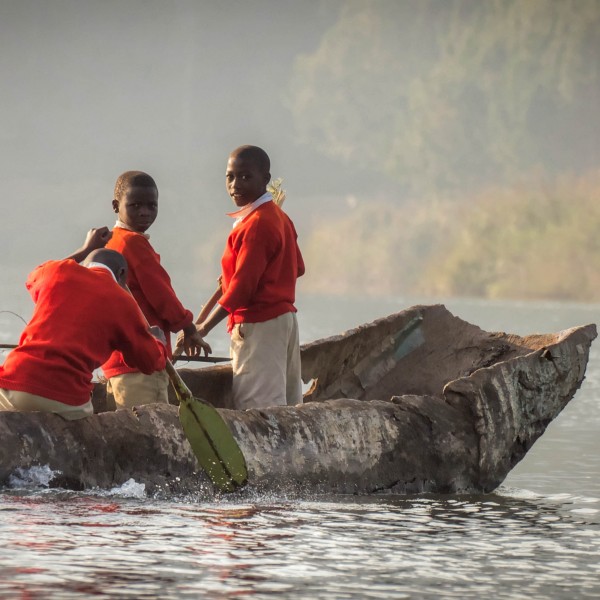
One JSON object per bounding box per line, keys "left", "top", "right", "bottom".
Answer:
{"left": 66, "top": 227, "right": 112, "bottom": 262}
{"left": 26, "top": 227, "right": 113, "bottom": 303}
{"left": 290, "top": 219, "right": 305, "bottom": 277}
{"left": 126, "top": 236, "right": 211, "bottom": 356}
{"left": 176, "top": 228, "right": 270, "bottom": 350}
{"left": 126, "top": 235, "right": 194, "bottom": 332}
{"left": 219, "top": 230, "right": 270, "bottom": 315}
{"left": 296, "top": 244, "right": 305, "bottom": 278}
{"left": 117, "top": 296, "right": 167, "bottom": 375}
{"left": 196, "top": 305, "right": 229, "bottom": 338}
{"left": 175, "top": 304, "right": 228, "bottom": 355}
{"left": 174, "top": 284, "right": 223, "bottom": 354}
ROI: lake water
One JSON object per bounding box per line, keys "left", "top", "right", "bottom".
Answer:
{"left": 0, "top": 293, "right": 599, "bottom": 599}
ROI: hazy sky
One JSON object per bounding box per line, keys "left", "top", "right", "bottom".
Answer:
{"left": 0, "top": 0, "right": 352, "bottom": 274}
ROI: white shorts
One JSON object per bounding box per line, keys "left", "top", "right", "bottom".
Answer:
{"left": 106, "top": 370, "right": 170, "bottom": 409}
{"left": 0, "top": 388, "right": 94, "bottom": 420}
{"left": 230, "top": 312, "right": 302, "bottom": 410}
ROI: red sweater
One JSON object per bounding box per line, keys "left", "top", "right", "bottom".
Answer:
{"left": 219, "top": 201, "right": 305, "bottom": 330}
{"left": 0, "top": 260, "right": 166, "bottom": 406}
{"left": 102, "top": 228, "right": 193, "bottom": 377}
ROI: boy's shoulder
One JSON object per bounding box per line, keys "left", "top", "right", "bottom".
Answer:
{"left": 108, "top": 227, "right": 154, "bottom": 251}
{"left": 107, "top": 228, "right": 160, "bottom": 271}
{"left": 249, "top": 201, "right": 290, "bottom": 226}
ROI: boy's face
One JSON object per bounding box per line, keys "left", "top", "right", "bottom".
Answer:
{"left": 226, "top": 154, "right": 270, "bottom": 207}
{"left": 112, "top": 186, "right": 158, "bottom": 233}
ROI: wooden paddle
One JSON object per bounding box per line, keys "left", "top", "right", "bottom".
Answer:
{"left": 124, "top": 287, "right": 247, "bottom": 493}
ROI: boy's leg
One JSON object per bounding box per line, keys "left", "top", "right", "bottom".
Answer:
{"left": 230, "top": 313, "right": 295, "bottom": 410}
{"left": 285, "top": 312, "right": 303, "bottom": 406}
{"left": 107, "top": 370, "right": 170, "bottom": 409}
{"left": 0, "top": 388, "right": 94, "bottom": 420}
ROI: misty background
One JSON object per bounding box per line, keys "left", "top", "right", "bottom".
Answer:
{"left": 1, "top": 0, "right": 600, "bottom": 332}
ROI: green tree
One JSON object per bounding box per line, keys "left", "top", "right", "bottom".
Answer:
{"left": 287, "top": 0, "right": 600, "bottom": 196}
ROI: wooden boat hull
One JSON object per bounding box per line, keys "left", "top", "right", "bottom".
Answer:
{"left": 0, "top": 304, "right": 595, "bottom": 496}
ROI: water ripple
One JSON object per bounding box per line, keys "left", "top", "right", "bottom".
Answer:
{"left": 0, "top": 490, "right": 598, "bottom": 599}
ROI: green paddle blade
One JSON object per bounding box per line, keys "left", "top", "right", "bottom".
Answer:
{"left": 178, "top": 396, "right": 248, "bottom": 493}
{"left": 165, "top": 361, "right": 247, "bottom": 492}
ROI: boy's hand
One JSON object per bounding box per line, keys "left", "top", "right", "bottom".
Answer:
{"left": 177, "top": 324, "right": 212, "bottom": 357}
{"left": 83, "top": 226, "right": 112, "bottom": 251}
{"left": 187, "top": 330, "right": 212, "bottom": 357}
{"left": 66, "top": 226, "right": 113, "bottom": 262}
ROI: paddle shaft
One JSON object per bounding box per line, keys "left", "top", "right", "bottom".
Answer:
{"left": 0, "top": 342, "right": 228, "bottom": 362}
{"left": 172, "top": 354, "right": 229, "bottom": 363}
{"left": 195, "top": 284, "right": 223, "bottom": 325}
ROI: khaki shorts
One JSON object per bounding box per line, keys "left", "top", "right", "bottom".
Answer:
{"left": 106, "top": 370, "right": 170, "bottom": 409}
{"left": 0, "top": 388, "right": 94, "bottom": 420}
{"left": 230, "top": 312, "right": 302, "bottom": 410}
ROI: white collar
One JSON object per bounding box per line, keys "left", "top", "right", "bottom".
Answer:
{"left": 227, "top": 192, "right": 272, "bottom": 228}
{"left": 86, "top": 262, "right": 118, "bottom": 283}
{"left": 114, "top": 219, "right": 150, "bottom": 239}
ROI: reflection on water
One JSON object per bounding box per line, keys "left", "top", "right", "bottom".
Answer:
{"left": 1, "top": 295, "right": 599, "bottom": 598}
{"left": 0, "top": 491, "right": 598, "bottom": 599}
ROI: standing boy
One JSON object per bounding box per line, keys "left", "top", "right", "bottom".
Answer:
{"left": 180, "top": 145, "right": 305, "bottom": 410}
{"left": 102, "top": 171, "right": 209, "bottom": 408}
{"left": 0, "top": 229, "right": 167, "bottom": 420}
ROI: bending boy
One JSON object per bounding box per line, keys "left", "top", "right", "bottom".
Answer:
{"left": 180, "top": 145, "right": 305, "bottom": 410}
{"left": 0, "top": 228, "right": 167, "bottom": 420}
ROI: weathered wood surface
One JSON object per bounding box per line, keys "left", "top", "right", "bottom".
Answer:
{"left": 0, "top": 304, "right": 595, "bottom": 496}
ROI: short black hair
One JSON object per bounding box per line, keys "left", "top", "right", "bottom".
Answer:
{"left": 230, "top": 145, "right": 270, "bottom": 174}
{"left": 84, "top": 249, "right": 128, "bottom": 280}
{"left": 114, "top": 171, "right": 158, "bottom": 200}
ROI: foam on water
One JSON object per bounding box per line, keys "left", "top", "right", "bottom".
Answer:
{"left": 8, "top": 465, "right": 58, "bottom": 489}
{"left": 104, "top": 478, "right": 147, "bottom": 499}
{"left": 7, "top": 468, "right": 145, "bottom": 500}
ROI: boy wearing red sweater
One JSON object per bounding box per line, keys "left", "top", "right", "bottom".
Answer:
{"left": 0, "top": 229, "right": 167, "bottom": 420}
{"left": 181, "top": 146, "right": 305, "bottom": 410}
{"left": 102, "top": 171, "right": 208, "bottom": 408}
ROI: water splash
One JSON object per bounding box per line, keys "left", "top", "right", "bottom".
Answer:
{"left": 104, "top": 478, "right": 146, "bottom": 499}
{"left": 8, "top": 465, "right": 58, "bottom": 489}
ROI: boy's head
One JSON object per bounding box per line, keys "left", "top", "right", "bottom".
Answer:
{"left": 112, "top": 171, "right": 159, "bottom": 234}
{"left": 226, "top": 145, "right": 271, "bottom": 207}
{"left": 84, "top": 249, "right": 128, "bottom": 287}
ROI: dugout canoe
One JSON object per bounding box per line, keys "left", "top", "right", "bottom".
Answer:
{"left": 0, "top": 304, "right": 595, "bottom": 497}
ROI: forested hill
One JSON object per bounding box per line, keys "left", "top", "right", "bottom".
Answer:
{"left": 301, "top": 171, "right": 600, "bottom": 302}
{"left": 286, "top": 0, "right": 600, "bottom": 301}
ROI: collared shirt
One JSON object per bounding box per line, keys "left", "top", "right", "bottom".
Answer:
{"left": 227, "top": 192, "right": 272, "bottom": 228}
{"left": 86, "top": 262, "right": 117, "bottom": 283}
{"left": 114, "top": 219, "right": 150, "bottom": 239}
